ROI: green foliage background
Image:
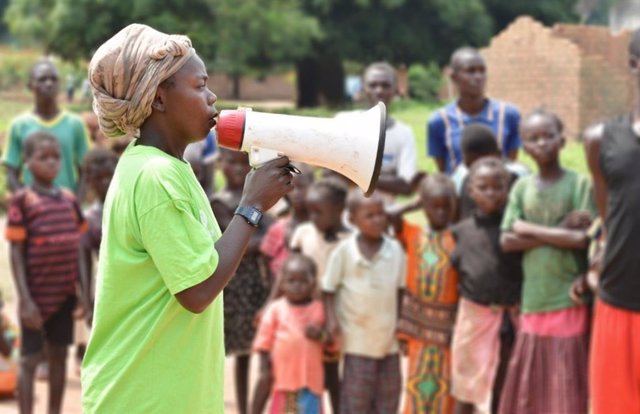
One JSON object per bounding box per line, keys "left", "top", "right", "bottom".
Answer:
{"left": 4, "top": 0, "right": 583, "bottom": 74}
{"left": 0, "top": 0, "right": 593, "bottom": 207}
{"left": 0, "top": 93, "right": 589, "bottom": 211}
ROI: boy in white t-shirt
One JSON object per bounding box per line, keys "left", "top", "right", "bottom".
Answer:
{"left": 323, "top": 191, "right": 406, "bottom": 413}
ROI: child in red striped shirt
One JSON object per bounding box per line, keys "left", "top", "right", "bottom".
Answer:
{"left": 5, "top": 131, "right": 88, "bottom": 414}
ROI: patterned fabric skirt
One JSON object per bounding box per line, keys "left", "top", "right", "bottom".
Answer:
{"left": 270, "top": 388, "right": 322, "bottom": 414}
{"left": 223, "top": 255, "right": 269, "bottom": 355}
{"left": 403, "top": 342, "right": 454, "bottom": 414}
{"left": 498, "top": 306, "right": 589, "bottom": 414}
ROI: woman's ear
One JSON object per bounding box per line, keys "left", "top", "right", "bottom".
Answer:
{"left": 151, "top": 89, "right": 166, "bottom": 112}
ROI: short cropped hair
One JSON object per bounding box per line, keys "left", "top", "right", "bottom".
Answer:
{"left": 83, "top": 147, "right": 118, "bottom": 178}
{"left": 281, "top": 252, "right": 317, "bottom": 280}
{"left": 29, "top": 59, "right": 57, "bottom": 82}
{"left": 461, "top": 124, "right": 498, "bottom": 156}
{"left": 420, "top": 173, "right": 456, "bottom": 200}
{"left": 450, "top": 47, "right": 483, "bottom": 72}
{"left": 346, "top": 189, "right": 383, "bottom": 214}
{"left": 364, "top": 62, "right": 397, "bottom": 86}
{"left": 23, "top": 131, "right": 59, "bottom": 159}
{"left": 524, "top": 107, "right": 564, "bottom": 134}
{"left": 309, "top": 177, "right": 348, "bottom": 205}
{"left": 468, "top": 156, "right": 509, "bottom": 185}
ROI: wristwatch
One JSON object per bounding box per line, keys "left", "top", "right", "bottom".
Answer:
{"left": 234, "top": 205, "right": 263, "bottom": 227}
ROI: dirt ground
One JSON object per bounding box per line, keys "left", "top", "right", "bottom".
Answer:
{"left": 0, "top": 218, "right": 251, "bottom": 414}
{"left": 0, "top": 218, "right": 409, "bottom": 413}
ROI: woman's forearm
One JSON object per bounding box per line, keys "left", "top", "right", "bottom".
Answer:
{"left": 175, "top": 215, "right": 256, "bottom": 313}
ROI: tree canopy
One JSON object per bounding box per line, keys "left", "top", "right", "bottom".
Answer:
{"left": 5, "top": 0, "right": 216, "bottom": 61}
{"left": 4, "top": 0, "right": 582, "bottom": 104}
{"left": 4, "top": 0, "right": 581, "bottom": 65}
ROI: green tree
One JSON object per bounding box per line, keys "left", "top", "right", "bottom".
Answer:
{"left": 295, "top": 0, "right": 580, "bottom": 107}
{"left": 4, "top": 0, "right": 581, "bottom": 107}
{"left": 4, "top": 0, "right": 216, "bottom": 61}
{"left": 296, "top": 0, "right": 494, "bottom": 107}
{"left": 0, "top": 0, "right": 9, "bottom": 41}
{"left": 4, "top": 0, "right": 321, "bottom": 98}
{"left": 483, "top": 0, "right": 579, "bottom": 31}
{"left": 210, "top": 0, "right": 322, "bottom": 98}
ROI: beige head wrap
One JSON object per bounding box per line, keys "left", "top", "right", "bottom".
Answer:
{"left": 88, "top": 24, "right": 195, "bottom": 138}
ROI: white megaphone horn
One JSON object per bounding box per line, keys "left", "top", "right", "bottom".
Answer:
{"left": 216, "top": 102, "right": 387, "bottom": 196}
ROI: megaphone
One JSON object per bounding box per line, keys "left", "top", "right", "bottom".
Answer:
{"left": 216, "top": 102, "right": 387, "bottom": 196}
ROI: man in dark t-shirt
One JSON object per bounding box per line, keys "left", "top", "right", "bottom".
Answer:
{"left": 584, "top": 28, "right": 640, "bottom": 414}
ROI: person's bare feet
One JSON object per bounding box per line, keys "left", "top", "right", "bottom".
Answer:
{"left": 35, "top": 362, "right": 48, "bottom": 381}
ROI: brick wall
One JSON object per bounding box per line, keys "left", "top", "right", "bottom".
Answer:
{"left": 481, "top": 16, "right": 634, "bottom": 139}
{"left": 206, "top": 72, "right": 296, "bottom": 101}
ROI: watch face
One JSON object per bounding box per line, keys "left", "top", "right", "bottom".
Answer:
{"left": 249, "top": 209, "right": 261, "bottom": 222}
{"left": 236, "top": 206, "right": 262, "bottom": 226}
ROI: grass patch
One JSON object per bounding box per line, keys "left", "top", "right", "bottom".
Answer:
{"left": 0, "top": 94, "right": 589, "bottom": 210}
{"left": 389, "top": 99, "right": 587, "bottom": 176}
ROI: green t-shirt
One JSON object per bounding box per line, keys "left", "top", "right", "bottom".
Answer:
{"left": 501, "top": 170, "right": 594, "bottom": 314}
{"left": 81, "top": 143, "right": 224, "bottom": 413}
{"left": 2, "top": 111, "right": 90, "bottom": 191}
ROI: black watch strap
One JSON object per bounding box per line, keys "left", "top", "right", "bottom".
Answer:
{"left": 234, "top": 205, "right": 263, "bottom": 227}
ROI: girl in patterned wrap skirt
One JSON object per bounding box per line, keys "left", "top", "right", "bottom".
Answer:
{"left": 398, "top": 174, "right": 459, "bottom": 414}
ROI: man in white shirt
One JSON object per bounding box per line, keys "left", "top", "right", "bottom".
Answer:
{"left": 337, "top": 62, "right": 421, "bottom": 198}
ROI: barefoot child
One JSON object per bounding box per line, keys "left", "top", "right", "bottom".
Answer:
{"left": 211, "top": 148, "right": 273, "bottom": 414}
{"left": 450, "top": 157, "right": 522, "bottom": 414}
{"left": 499, "top": 109, "right": 593, "bottom": 414}
{"left": 251, "top": 254, "right": 331, "bottom": 414}
{"left": 398, "top": 174, "right": 458, "bottom": 414}
{"left": 6, "top": 131, "right": 88, "bottom": 414}
{"left": 323, "top": 191, "right": 406, "bottom": 414}
{"left": 290, "top": 177, "right": 350, "bottom": 413}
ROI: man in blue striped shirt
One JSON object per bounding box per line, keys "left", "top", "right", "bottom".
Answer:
{"left": 427, "top": 47, "right": 522, "bottom": 175}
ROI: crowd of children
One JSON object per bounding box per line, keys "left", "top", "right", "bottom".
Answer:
{"left": 4, "top": 26, "right": 640, "bottom": 414}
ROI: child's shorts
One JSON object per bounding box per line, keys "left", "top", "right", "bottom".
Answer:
{"left": 341, "top": 353, "right": 402, "bottom": 414}
{"left": 20, "top": 296, "right": 76, "bottom": 356}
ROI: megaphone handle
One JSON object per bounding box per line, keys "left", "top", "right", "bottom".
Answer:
{"left": 249, "top": 147, "right": 300, "bottom": 175}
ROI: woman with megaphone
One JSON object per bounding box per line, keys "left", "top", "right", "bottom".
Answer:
{"left": 81, "top": 24, "right": 293, "bottom": 414}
